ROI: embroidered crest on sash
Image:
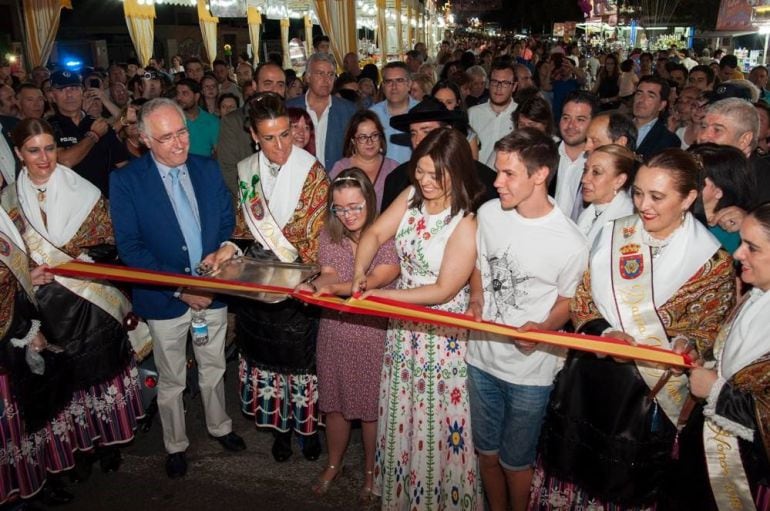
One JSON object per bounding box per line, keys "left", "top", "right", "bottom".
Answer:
{"left": 250, "top": 198, "right": 265, "bottom": 220}
{"left": 619, "top": 243, "right": 643, "bottom": 280}
{"left": 8, "top": 209, "right": 24, "bottom": 234}
{"left": 0, "top": 238, "right": 9, "bottom": 256}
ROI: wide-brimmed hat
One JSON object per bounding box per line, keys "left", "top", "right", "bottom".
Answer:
{"left": 390, "top": 96, "right": 465, "bottom": 133}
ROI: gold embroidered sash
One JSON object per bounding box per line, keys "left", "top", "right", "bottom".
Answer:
{"left": 703, "top": 420, "right": 756, "bottom": 511}
{"left": 0, "top": 230, "right": 35, "bottom": 304}
{"left": 9, "top": 192, "right": 153, "bottom": 361}
{"left": 611, "top": 215, "right": 689, "bottom": 423}
{"left": 703, "top": 302, "right": 757, "bottom": 511}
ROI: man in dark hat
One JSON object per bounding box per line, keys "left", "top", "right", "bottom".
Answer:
{"left": 380, "top": 96, "right": 498, "bottom": 210}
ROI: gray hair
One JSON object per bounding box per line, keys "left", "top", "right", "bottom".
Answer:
{"left": 706, "top": 97, "right": 760, "bottom": 150}
{"left": 466, "top": 65, "right": 487, "bottom": 81}
{"left": 723, "top": 79, "right": 761, "bottom": 103}
{"left": 138, "top": 97, "right": 185, "bottom": 137}
{"left": 305, "top": 52, "right": 336, "bottom": 75}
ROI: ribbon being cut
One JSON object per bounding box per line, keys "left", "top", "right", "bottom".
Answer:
{"left": 49, "top": 259, "right": 695, "bottom": 369}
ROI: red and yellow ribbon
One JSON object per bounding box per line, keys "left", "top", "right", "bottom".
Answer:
{"left": 51, "top": 261, "right": 695, "bottom": 369}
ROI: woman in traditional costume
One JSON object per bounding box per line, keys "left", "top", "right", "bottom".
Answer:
{"left": 352, "top": 128, "right": 485, "bottom": 510}
{"left": 530, "top": 149, "right": 737, "bottom": 510}
{"left": 0, "top": 206, "right": 76, "bottom": 507}
{"left": 4, "top": 118, "right": 144, "bottom": 476}
{"left": 575, "top": 144, "right": 635, "bottom": 249}
{"left": 682, "top": 202, "right": 770, "bottom": 511}
{"left": 231, "top": 92, "right": 328, "bottom": 462}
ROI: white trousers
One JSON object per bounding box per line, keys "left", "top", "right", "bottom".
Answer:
{"left": 148, "top": 307, "right": 232, "bottom": 454}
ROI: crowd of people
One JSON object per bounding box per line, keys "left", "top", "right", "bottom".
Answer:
{"left": 0, "top": 32, "right": 769, "bottom": 511}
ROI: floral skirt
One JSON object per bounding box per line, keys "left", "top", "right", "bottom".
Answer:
{"left": 0, "top": 372, "right": 55, "bottom": 504}
{"left": 374, "top": 319, "right": 482, "bottom": 511}
{"left": 529, "top": 462, "right": 656, "bottom": 511}
{"left": 238, "top": 356, "right": 320, "bottom": 435}
{"left": 52, "top": 358, "right": 144, "bottom": 453}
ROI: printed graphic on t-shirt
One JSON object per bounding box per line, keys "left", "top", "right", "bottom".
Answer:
{"left": 484, "top": 248, "right": 532, "bottom": 321}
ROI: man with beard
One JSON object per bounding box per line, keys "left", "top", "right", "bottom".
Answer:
{"left": 175, "top": 78, "right": 219, "bottom": 157}
{"left": 549, "top": 91, "right": 597, "bottom": 220}
{"left": 369, "top": 61, "right": 417, "bottom": 164}
{"left": 217, "top": 63, "right": 286, "bottom": 196}
{"left": 469, "top": 60, "right": 518, "bottom": 165}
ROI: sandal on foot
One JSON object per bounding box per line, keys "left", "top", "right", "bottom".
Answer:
{"left": 359, "top": 470, "right": 375, "bottom": 503}
{"left": 312, "top": 464, "right": 343, "bottom": 496}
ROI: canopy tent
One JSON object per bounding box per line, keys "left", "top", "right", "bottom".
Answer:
{"left": 17, "top": 0, "right": 430, "bottom": 71}
{"left": 21, "top": 0, "right": 73, "bottom": 68}
{"left": 116, "top": 0, "right": 429, "bottom": 67}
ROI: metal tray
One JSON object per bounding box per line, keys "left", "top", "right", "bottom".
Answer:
{"left": 198, "top": 256, "right": 319, "bottom": 303}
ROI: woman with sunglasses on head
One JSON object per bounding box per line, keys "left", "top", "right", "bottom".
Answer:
{"left": 329, "top": 111, "right": 399, "bottom": 212}
{"left": 297, "top": 168, "right": 400, "bottom": 501}
{"left": 230, "top": 92, "right": 329, "bottom": 463}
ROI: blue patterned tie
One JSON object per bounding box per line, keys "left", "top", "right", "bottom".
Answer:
{"left": 169, "top": 167, "right": 202, "bottom": 274}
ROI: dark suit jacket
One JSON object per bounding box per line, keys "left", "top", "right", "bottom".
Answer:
{"left": 109, "top": 153, "right": 235, "bottom": 320}
{"left": 635, "top": 119, "right": 681, "bottom": 161}
{"left": 285, "top": 95, "right": 357, "bottom": 171}
{"left": 216, "top": 107, "right": 253, "bottom": 197}
{"left": 380, "top": 159, "right": 498, "bottom": 212}
{"left": 0, "top": 115, "right": 20, "bottom": 182}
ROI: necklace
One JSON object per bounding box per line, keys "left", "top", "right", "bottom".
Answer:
{"left": 266, "top": 161, "right": 282, "bottom": 177}
{"left": 35, "top": 187, "right": 47, "bottom": 203}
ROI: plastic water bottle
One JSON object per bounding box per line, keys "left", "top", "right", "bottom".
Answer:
{"left": 190, "top": 309, "right": 210, "bottom": 347}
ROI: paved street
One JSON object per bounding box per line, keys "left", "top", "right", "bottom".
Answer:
{"left": 53, "top": 358, "right": 373, "bottom": 511}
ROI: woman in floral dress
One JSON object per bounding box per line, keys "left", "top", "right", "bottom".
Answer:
{"left": 353, "top": 128, "right": 486, "bottom": 510}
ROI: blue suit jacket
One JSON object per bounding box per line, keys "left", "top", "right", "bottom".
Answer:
{"left": 285, "top": 95, "right": 357, "bottom": 171}
{"left": 109, "top": 153, "right": 235, "bottom": 320}
{"left": 635, "top": 119, "right": 681, "bottom": 162}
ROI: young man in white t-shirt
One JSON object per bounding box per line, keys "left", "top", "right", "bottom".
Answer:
{"left": 466, "top": 128, "right": 589, "bottom": 511}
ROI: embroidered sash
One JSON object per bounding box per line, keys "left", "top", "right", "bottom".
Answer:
{"left": 703, "top": 419, "right": 757, "bottom": 511}
{"left": 702, "top": 301, "right": 758, "bottom": 511}
{"left": 7, "top": 188, "right": 153, "bottom": 361}
{"left": 237, "top": 152, "right": 300, "bottom": 263}
{"left": 0, "top": 230, "right": 35, "bottom": 304}
{"left": 610, "top": 215, "right": 689, "bottom": 423}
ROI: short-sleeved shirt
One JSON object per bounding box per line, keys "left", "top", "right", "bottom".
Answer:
{"left": 48, "top": 112, "right": 129, "bottom": 198}
{"left": 369, "top": 98, "right": 418, "bottom": 165}
{"left": 466, "top": 200, "right": 589, "bottom": 385}
{"left": 187, "top": 109, "right": 220, "bottom": 157}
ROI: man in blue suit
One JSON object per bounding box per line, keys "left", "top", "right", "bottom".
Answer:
{"left": 286, "top": 53, "right": 356, "bottom": 171}
{"left": 110, "top": 98, "right": 245, "bottom": 479}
